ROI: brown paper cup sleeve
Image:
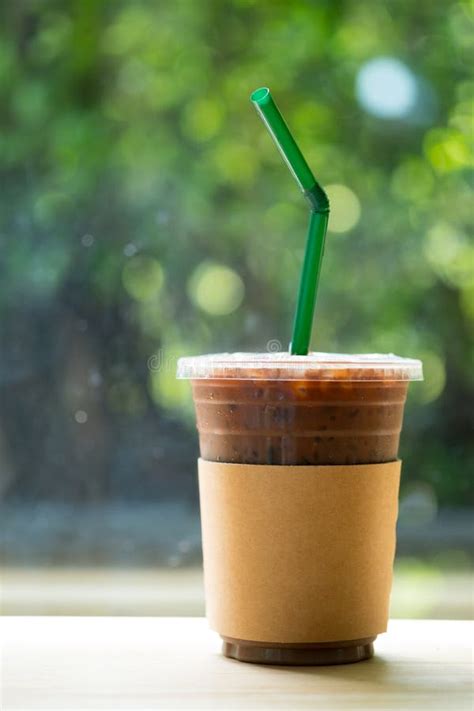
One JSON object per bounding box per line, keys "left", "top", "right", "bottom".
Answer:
{"left": 198, "top": 458, "right": 401, "bottom": 644}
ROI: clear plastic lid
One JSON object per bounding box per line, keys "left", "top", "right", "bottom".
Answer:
{"left": 177, "top": 352, "right": 423, "bottom": 381}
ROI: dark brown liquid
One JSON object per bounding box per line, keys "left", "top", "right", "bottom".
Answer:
{"left": 192, "top": 378, "right": 408, "bottom": 465}
{"left": 193, "top": 375, "right": 408, "bottom": 665}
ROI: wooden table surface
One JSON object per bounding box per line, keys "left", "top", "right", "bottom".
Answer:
{"left": 1, "top": 617, "right": 472, "bottom": 710}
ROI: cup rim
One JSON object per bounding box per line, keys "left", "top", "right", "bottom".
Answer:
{"left": 176, "top": 352, "right": 423, "bottom": 381}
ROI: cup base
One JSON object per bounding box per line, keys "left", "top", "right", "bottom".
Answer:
{"left": 222, "top": 635, "right": 375, "bottom": 666}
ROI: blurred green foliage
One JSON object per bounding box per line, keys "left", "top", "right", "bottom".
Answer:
{"left": 0, "top": 0, "right": 472, "bottom": 504}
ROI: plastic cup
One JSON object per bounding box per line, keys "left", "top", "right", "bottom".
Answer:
{"left": 177, "top": 352, "right": 422, "bottom": 665}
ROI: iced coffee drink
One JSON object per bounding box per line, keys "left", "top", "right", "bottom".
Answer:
{"left": 178, "top": 352, "right": 422, "bottom": 664}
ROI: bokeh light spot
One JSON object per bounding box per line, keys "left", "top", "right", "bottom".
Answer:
{"left": 411, "top": 350, "right": 446, "bottom": 404}
{"left": 181, "top": 98, "right": 224, "bottom": 142}
{"left": 122, "top": 256, "right": 164, "bottom": 301}
{"left": 424, "top": 128, "right": 472, "bottom": 173}
{"left": 148, "top": 347, "right": 192, "bottom": 415}
{"left": 188, "top": 262, "right": 244, "bottom": 316}
{"left": 81, "top": 234, "right": 94, "bottom": 248}
{"left": 424, "top": 223, "right": 474, "bottom": 288}
{"left": 356, "top": 57, "right": 417, "bottom": 119}
{"left": 123, "top": 242, "right": 138, "bottom": 257}
{"left": 325, "top": 184, "right": 361, "bottom": 233}
{"left": 211, "top": 143, "right": 258, "bottom": 186}
{"left": 449, "top": 101, "right": 474, "bottom": 134}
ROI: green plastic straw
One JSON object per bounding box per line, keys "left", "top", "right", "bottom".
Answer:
{"left": 250, "top": 87, "right": 330, "bottom": 355}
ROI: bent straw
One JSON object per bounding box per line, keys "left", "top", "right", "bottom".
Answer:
{"left": 250, "top": 87, "right": 330, "bottom": 355}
